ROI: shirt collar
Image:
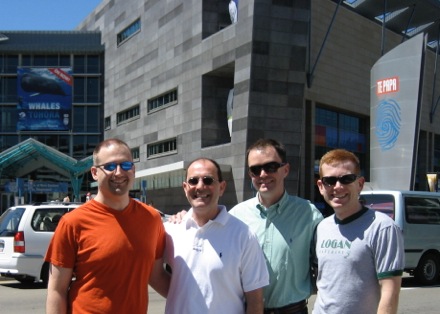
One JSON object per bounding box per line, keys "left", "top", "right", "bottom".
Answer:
{"left": 256, "top": 191, "right": 288, "bottom": 216}
{"left": 184, "top": 205, "right": 229, "bottom": 228}
{"left": 334, "top": 206, "right": 369, "bottom": 225}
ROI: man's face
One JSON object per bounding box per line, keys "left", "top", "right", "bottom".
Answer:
{"left": 247, "top": 146, "right": 289, "bottom": 199}
{"left": 91, "top": 143, "right": 135, "bottom": 197}
{"left": 183, "top": 160, "right": 226, "bottom": 212}
{"left": 317, "top": 161, "right": 364, "bottom": 219}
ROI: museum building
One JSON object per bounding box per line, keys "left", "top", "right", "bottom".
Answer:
{"left": 1, "top": 0, "right": 440, "bottom": 213}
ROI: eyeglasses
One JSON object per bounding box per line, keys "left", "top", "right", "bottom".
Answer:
{"left": 249, "top": 162, "right": 287, "bottom": 177}
{"left": 95, "top": 161, "right": 134, "bottom": 172}
{"left": 187, "top": 176, "right": 218, "bottom": 186}
{"left": 321, "top": 174, "right": 359, "bottom": 187}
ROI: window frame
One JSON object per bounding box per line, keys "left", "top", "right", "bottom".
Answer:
{"left": 116, "top": 105, "right": 140, "bottom": 125}
{"left": 117, "top": 18, "right": 141, "bottom": 46}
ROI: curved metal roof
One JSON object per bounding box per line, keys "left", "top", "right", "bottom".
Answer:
{"left": 0, "top": 138, "right": 92, "bottom": 179}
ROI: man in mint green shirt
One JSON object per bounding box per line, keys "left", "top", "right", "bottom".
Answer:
{"left": 229, "top": 139, "right": 323, "bottom": 313}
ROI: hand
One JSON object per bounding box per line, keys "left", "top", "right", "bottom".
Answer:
{"left": 167, "top": 210, "right": 188, "bottom": 223}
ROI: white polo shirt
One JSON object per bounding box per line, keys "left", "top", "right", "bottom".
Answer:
{"left": 164, "top": 206, "right": 269, "bottom": 314}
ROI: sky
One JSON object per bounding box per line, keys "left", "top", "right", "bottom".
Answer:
{"left": 0, "top": 0, "right": 103, "bottom": 31}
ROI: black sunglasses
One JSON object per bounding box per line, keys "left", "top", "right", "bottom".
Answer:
{"left": 95, "top": 161, "right": 134, "bottom": 172}
{"left": 321, "top": 174, "right": 359, "bottom": 187}
{"left": 187, "top": 176, "right": 218, "bottom": 186}
{"left": 249, "top": 161, "right": 287, "bottom": 177}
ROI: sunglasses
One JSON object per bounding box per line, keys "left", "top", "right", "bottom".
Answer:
{"left": 249, "top": 161, "right": 287, "bottom": 177}
{"left": 321, "top": 174, "right": 359, "bottom": 187}
{"left": 95, "top": 161, "right": 134, "bottom": 172}
{"left": 187, "top": 176, "right": 218, "bottom": 186}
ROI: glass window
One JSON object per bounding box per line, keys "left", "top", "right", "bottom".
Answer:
{"left": 315, "top": 106, "right": 368, "bottom": 179}
{"left": 104, "top": 116, "right": 111, "bottom": 130}
{"left": 46, "top": 55, "right": 59, "bottom": 66}
{"left": 315, "top": 107, "right": 366, "bottom": 154}
{"left": 74, "top": 77, "right": 100, "bottom": 103}
{"left": 86, "top": 135, "right": 100, "bottom": 156}
{"left": 5, "top": 55, "right": 18, "bottom": 73}
{"left": 73, "top": 106, "right": 85, "bottom": 132}
{"left": 60, "top": 55, "right": 71, "bottom": 67}
{"left": 0, "top": 106, "right": 17, "bottom": 131}
{"left": 86, "top": 77, "right": 100, "bottom": 103}
{"left": 148, "top": 89, "right": 178, "bottom": 112}
{"left": 316, "top": 108, "right": 337, "bottom": 128}
{"left": 73, "top": 136, "right": 86, "bottom": 159}
{"left": 33, "top": 55, "right": 46, "bottom": 66}
{"left": 73, "top": 106, "right": 100, "bottom": 132}
{"left": 0, "top": 207, "right": 26, "bottom": 236}
{"left": 59, "top": 135, "right": 70, "bottom": 155}
{"left": 0, "top": 135, "right": 18, "bottom": 150}
{"left": 74, "top": 77, "right": 85, "bottom": 103}
{"left": 117, "top": 105, "right": 140, "bottom": 124}
{"left": 86, "top": 106, "right": 100, "bottom": 132}
{"left": 87, "top": 55, "right": 100, "bottom": 73}
{"left": 72, "top": 135, "right": 99, "bottom": 159}
{"left": 22, "top": 55, "right": 32, "bottom": 67}
{"left": 117, "top": 19, "right": 141, "bottom": 46}
{"left": 132, "top": 147, "right": 140, "bottom": 161}
{"left": 31, "top": 207, "right": 67, "bottom": 232}
{"left": 74, "top": 55, "right": 86, "bottom": 74}
{"left": 360, "top": 194, "right": 395, "bottom": 218}
{"left": 405, "top": 197, "right": 440, "bottom": 224}
{"left": 147, "top": 138, "right": 177, "bottom": 157}
{"left": 0, "top": 77, "right": 17, "bottom": 103}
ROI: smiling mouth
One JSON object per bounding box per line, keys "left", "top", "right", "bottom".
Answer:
{"left": 111, "top": 179, "right": 127, "bottom": 185}
{"left": 258, "top": 178, "right": 273, "bottom": 185}
{"left": 193, "top": 193, "right": 209, "bottom": 199}
{"left": 332, "top": 193, "right": 347, "bottom": 200}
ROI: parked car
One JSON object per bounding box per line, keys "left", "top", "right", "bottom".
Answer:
{"left": 0, "top": 202, "right": 81, "bottom": 285}
{"left": 360, "top": 190, "right": 440, "bottom": 285}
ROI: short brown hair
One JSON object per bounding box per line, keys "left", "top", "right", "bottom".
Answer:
{"left": 319, "top": 149, "right": 361, "bottom": 177}
{"left": 93, "top": 138, "right": 132, "bottom": 165}
{"left": 246, "top": 138, "right": 287, "bottom": 164}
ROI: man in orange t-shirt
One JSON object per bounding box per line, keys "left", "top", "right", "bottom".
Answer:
{"left": 45, "top": 138, "right": 170, "bottom": 313}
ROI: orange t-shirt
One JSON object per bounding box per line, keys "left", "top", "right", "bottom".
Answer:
{"left": 45, "top": 199, "right": 165, "bottom": 313}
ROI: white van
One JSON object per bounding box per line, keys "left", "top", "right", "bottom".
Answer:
{"left": 360, "top": 190, "right": 440, "bottom": 285}
{"left": 0, "top": 202, "right": 80, "bottom": 285}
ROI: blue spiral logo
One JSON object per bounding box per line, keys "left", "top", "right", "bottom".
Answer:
{"left": 375, "top": 99, "right": 401, "bottom": 151}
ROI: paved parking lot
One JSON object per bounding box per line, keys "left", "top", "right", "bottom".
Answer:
{"left": 1, "top": 274, "right": 439, "bottom": 313}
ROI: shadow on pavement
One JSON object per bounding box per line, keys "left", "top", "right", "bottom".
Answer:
{"left": 0, "top": 279, "right": 46, "bottom": 290}
{"left": 401, "top": 276, "right": 440, "bottom": 288}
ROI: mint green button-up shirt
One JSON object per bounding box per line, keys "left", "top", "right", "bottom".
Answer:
{"left": 229, "top": 191, "right": 323, "bottom": 308}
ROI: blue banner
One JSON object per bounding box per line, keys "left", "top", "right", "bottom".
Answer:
{"left": 17, "top": 67, "right": 73, "bottom": 131}
{"left": 4, "top": 181, "right": 68, "bottom": 193}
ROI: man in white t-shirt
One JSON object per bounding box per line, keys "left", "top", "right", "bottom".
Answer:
{"left": 314, "top": 149, "right": 404, "bottom": 314}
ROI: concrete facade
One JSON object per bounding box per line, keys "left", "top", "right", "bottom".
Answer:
{"left": 77, "top": 0, "right": 440, "bottom": 213}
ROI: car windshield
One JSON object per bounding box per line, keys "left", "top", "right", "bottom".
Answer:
{"left": 0, "top": 207, "right": 26, "bottom": 236}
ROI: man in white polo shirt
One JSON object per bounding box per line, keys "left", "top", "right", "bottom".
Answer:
{"left": 164, "top": 157, "right": 269, "bottom": 314}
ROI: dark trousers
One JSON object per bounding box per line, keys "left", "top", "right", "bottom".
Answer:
{"left": 264, "top": 300, "right": 308, "bottom": 314}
